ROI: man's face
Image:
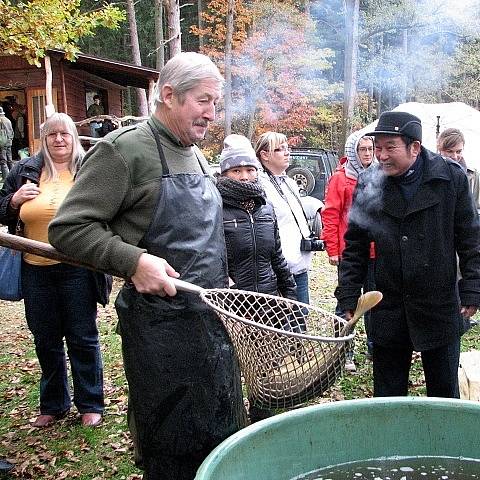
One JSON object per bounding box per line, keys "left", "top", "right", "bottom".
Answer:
{"left": 374, "top": 135, "right": 421, "bottom": 176}
{"left": 357, "top": 137, "right": 374, "bottom": 168}
{"left": 166, "top": 79, "right": 221, "bottom": 146}
{"left": 439, "top": 141, "right": 464, "bottom": 163}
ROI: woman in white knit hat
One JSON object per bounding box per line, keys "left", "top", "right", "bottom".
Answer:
{"left": 216, "top": 133, "right": 297, "bottom": 422}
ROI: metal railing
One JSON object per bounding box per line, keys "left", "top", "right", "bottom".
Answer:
{"left": 75, "top": 114, "right": 149, "bottom": 144}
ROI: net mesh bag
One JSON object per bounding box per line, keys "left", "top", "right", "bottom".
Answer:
{"left": 200, "top": 289, "right": 353, "bottom": 409}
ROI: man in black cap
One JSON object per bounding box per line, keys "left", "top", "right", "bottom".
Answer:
{"left": 335, "top": 110, "right": 480, "bottom": 398}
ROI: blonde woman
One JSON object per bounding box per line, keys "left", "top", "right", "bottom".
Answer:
{"left": 0, "top": 113, "right": 105, "bottom": 427}
{"left": 255, "top": 131, "right": 314, "bottom": 305}
{"left": 437, "top": 128, "right": 480, "bottom": 211}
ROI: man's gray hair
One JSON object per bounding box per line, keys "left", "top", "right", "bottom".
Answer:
{"left": 153, "top": 52, "right": 224, "bottom": 105}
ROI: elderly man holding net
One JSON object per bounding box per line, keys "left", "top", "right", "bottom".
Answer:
{"left": 49, "top": 52, "right": 247, "bottom": 480}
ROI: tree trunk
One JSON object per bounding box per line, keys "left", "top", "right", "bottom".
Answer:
{"left": 198, "top": 0, "right": 204, "bottom": 50}
{"left": 126, "top": 0, "right": 149, "bottom": 115}
{"left": 368, "top": 82, "right": 374, "bottom": 119}
{"left": 377, "top": 86, "right": 383, "bottom": 115}
{"left": 224, "top": 0, "right": 235, "bottom": 136}
{"left": 165, "top": 0, "right": 182, "bottom": 58}
{"left": 376, "top": 35, "right": 384, "bottom": 116}
{"left": 247, "top": 94, "right": 258, "bottom": 141}
{"left": 340, "top": 0, "right": 360, "bottom": 154}
{"left": 44, "top": 55, "right": 55, "bottom": 117}
{"left": 399, "top": 29, "right": 408, "bottom": 104}
{"left": 155, "top": 0, "right": 165, "bottom": 70}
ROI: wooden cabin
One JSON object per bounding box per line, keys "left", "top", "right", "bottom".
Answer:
{"left": 0, "top": 50, "right": 159, "bottom": 155}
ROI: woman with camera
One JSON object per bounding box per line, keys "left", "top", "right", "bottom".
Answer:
{"left": 255, "top": 131, "right": 320, "bottom": 305}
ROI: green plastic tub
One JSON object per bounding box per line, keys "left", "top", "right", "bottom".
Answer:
{"left": 195, "top": 397, "right": 480, "bottom": 479}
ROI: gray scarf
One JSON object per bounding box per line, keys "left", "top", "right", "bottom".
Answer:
{"left": 216, "top": 176, "right": 266, "bottom": 212}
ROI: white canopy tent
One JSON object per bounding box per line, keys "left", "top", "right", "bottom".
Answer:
{"left": 359, "top": 102, "right": 480, "bottom": 171}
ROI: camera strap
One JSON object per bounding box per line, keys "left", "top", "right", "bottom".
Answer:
{"left": 265, "top": 170, "right": 314, "bottom": 239}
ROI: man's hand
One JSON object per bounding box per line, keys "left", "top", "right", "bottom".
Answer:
{"left": 342, "top": 310, "right": 354, "bottom": 321}
{"left": 131, "top": 253, "right": 180, "bottom": 296}
{"left": 328, "top": 255, "right": 340, "bottom": 266}
{"left": 461, "top": 306, "right": 478, "bottom": 319}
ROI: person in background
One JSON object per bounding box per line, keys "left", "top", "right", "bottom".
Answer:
{"left": 437, "top": 127, "right": 480, "bottom": 212}
{"left": 336, "top": 111, "right": 480, "bottom": 398}
{"left": 0, "top": 107, "right": 14, "bottom": 181}
{"left": 217, "top": 133, "right": 297, "bottom": 422}
{"left": 98, "top": 118, "right": 116, "bottom": 137}
{"left": 0, "top": 113, "right": 105, "bottom": 428}
{"left": 86, "top": 95, "right": 104, "bottom": 138}
{"left": 321, "top": 132, "right": 376, "bottom": 371}
{"left": 13, "top": 105, "right": 27, "bottom": 159}
{"left": 49, "top": 52, "right": 247, "bottom": 480}
{"left": 255, "top": 131, "right": 318, "bottom": 305}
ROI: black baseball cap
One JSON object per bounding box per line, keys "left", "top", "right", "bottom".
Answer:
{"left": 367, "top": 111, "right": 422, "bottom": 142}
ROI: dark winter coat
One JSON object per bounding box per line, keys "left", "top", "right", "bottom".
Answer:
{"left": 336, "top": 147, "right": 480, "bottom": 351}
{"left": 0, "top": 154, "right": 43, "bottom": 233}
{"left": 223, "top": 200, "right": 297, "bottom": 300}
{"left": 0, "top": 153, "right": 112, "bottom": 306}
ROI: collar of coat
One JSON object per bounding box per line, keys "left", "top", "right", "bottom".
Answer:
{"left": 382, "top": 147, "right": 457, "bottom": 218}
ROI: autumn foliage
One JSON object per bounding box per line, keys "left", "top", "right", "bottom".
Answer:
{"left": 191, "top": 0, "right": 334, "bottom": 156}
{"left": 0, "top": 0, "right": 125, "bottom": 66}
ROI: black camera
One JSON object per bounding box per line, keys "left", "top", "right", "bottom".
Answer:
{"left": 300, "top": 236, "right": 325, "bottom": 252}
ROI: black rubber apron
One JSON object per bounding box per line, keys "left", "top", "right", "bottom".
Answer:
{"left": 115, "top": 126, "right": 247, "bottom": 480}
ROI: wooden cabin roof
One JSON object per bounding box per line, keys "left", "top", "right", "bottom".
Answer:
{"left": 48, "top": 50, "right": 159, "bottom": 89}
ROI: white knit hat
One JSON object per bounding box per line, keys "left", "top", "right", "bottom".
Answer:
{"left": 220, "top": 134, "right": 261, "bottom": 173}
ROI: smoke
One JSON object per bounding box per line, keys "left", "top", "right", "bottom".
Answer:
{"left": 362, "top": 0, "right": 480, "bottom": 102}
{"left": 212, "top": 0, "right": 480, "bottom": 145}
{"left": 217, "top": 1, "right": 340, "bottom": 131}
{"left": 347, "top": 165, "right": 386, "bottom": 231}
{"left": 307, "top": 0, "right": 480, "bottom": 107}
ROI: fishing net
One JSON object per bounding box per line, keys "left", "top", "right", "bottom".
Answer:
{"left": 199, "top": 289, "right": 354, "bottom": 409}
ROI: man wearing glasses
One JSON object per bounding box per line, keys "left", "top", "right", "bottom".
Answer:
{"left": 335, "top": 111, "right": 480, "bottom": 398}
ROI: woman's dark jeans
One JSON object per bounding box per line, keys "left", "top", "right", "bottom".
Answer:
{"left": 21, "top": 261, "right": 104, "bottom": 415}
{"left": 294, "top": 271, "right": 310, "bottom": 304}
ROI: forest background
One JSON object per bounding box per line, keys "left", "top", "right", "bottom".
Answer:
{"left": 3, "top": 0, "right": 480, "bottom": 158}
{"left": 82, "top": 0, "right": 480, "bottom": 157}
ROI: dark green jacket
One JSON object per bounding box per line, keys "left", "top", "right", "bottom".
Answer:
{"left": 49, "top": 116, "right": 210, "bottom": 278}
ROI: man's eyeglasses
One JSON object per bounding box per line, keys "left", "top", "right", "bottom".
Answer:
{"left": 274, "top": 145, "right": 290, "bottom": 153}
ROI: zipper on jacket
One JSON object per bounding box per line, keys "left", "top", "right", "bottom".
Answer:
{"left": 223, "top": 219, "right": 238, "bottom": 228}
{"left": 248, "top": 211, "right": 259, "bottom": 291}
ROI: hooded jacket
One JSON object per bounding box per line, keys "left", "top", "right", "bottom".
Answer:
{"left": 321, "top": 131, "right": 375, "bottom": 258}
